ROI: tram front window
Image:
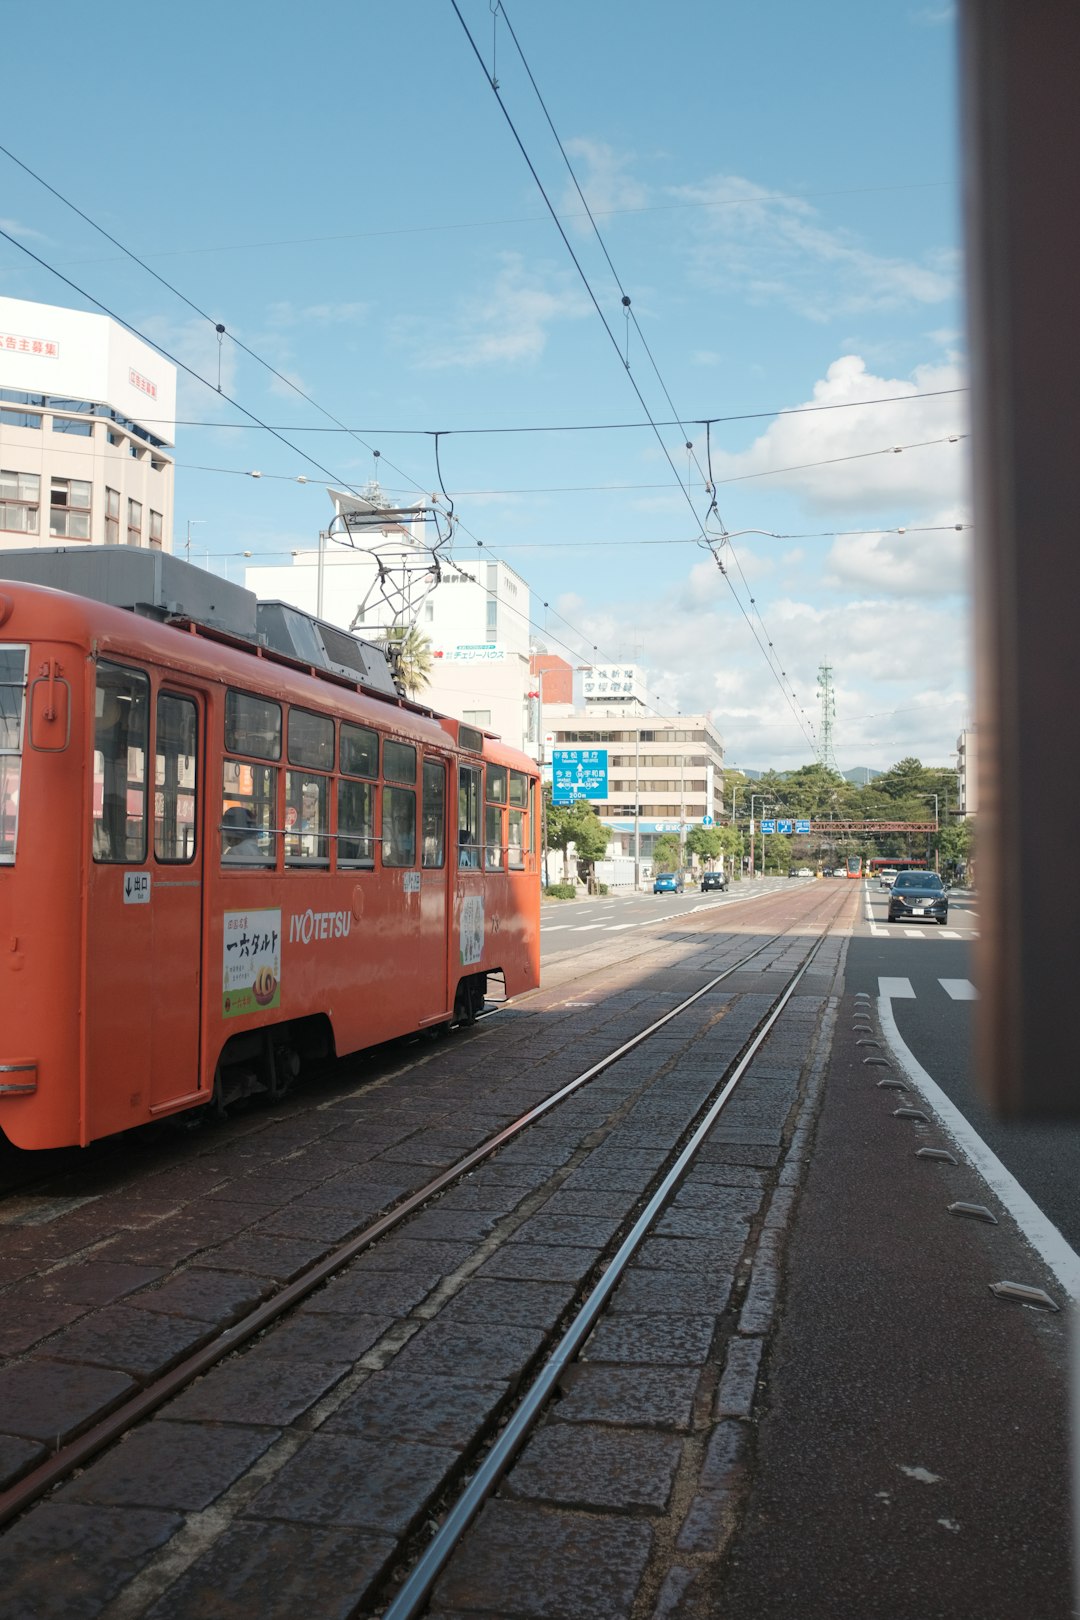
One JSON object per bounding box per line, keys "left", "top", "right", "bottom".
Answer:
{"left": 0, "top": 646, "right": 27, "bottom": 863}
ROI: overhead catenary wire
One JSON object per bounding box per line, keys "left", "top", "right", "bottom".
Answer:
{"left": 449, "top": 0, "right": 817, "bottom": 753}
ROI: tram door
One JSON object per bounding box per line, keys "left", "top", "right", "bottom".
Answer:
{"left": 85, "top": 668, "right": 204, "bottom": 1136}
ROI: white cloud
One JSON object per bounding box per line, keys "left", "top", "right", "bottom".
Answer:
{"left": 559, "top": 138, "right": 650, "bottom": 224}
{"left": 265, "top": 301, "right": 370, "bottom": 328}
{"left": 675, "top": 174, "right": 958, "bottom": 321}
{"left": 708, "top": 353, "right": 970, "bottom": 514}
{"left": 825, "top": 513, "right": 971, "bottom": 598}
{"left": 411, "top": 253, "right": 591, "bottom": 369}
{"left": 0, "top": 218, "right": 46, "bottom": 241}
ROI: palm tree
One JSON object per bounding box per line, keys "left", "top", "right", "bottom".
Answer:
{"left": 375, "top": 623, "right": 434, "bottom": 698}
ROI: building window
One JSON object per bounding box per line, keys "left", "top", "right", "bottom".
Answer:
{"left": 485, "top": 599, "right": 498, "bottom": 637}
{"left": 50, "top": 478, "right": 91, "bottom": 540}
{"left": 149, "top": 510, "right": 163, "bottom": 550}
{"left": 0, "top": 409, "right": 41, "bottom": 430}
{"left": 104, "top": 487, "right": 120, "bottom": 546}
{"left": 52, "top": 417, "right": 93, "bottom": 437}
{"left": 463, "top": 709, "right": 491, "bottom": 727}
{"left": 127, "top": 498, "right": 142, "bottom": 546}
{"left": 108, "top": 431, "right": 125, "bottom": 447}
{"left": 0, "top": 470, "right": 40, "bottom": 534}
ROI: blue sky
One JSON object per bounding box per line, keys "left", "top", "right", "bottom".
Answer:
{"left": 0, "top": 0, "right": 966, "bottom": 773}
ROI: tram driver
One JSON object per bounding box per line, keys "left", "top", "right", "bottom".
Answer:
{"left": 221, "top": 804, "right": 266, "bottom": 864}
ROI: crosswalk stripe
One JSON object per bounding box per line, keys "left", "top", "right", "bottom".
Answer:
{"left": 940, "top": 978, "right": 978, "bottom": 1000}
{"left": 879, "top": 976, "right": 916, "bottom": 999}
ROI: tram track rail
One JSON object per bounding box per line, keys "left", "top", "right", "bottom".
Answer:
{"left": 0, "top": 886, "right": 850, "bottom": 1538}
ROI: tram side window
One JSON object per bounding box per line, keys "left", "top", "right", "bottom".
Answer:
{"left": 485, "top": 766, "right": 505, "bottom": 870}
{"left": 224, "top": 690, "right": 281, "bottom": 760}
{"left": 458, "top": 764, "right": 481, "bottom": 867}
{"left": 288, "top": 708, "right": 334, "bottom": 770}
{"left": 93, "top": 662, "right": 149, "bottom": 863}
{"left": 339, "top": 779, "right": 375, "bottom": 868}
{"left": 221, "top": 760, "right": 277, "bottom": 865}
{"left": 422, "top": 759, "right": 446, "bottom": 868}
{"left": 383, "top": 786, "right": 416, "bottom": 867}
{"left": 340, "top": 721, "right": 378, "bottom": 869}
{"left": 384, "top": 739, "right": 417, "bottom": 785}
{"left": 0, "top": 646, "right": 28, "bottom": 864}
{"left": 285, "top": 772, "right": 329, "bottom": 865}
{"left": 154, "top": 694, "right": 198, "bottom": 862}
{"left": 508, "top": 770, "right": 528, "bottom": 870}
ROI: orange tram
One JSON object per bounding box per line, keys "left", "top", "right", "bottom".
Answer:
{"left": 0, "top": 550, "right": 541, "bottom": 1151}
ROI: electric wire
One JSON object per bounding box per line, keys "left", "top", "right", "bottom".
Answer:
{"left": 450, "top": 0, "right": 817, "bottom": 753}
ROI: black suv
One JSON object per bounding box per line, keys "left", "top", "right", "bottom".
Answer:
{"left": 700, "top": 871, "right": 726, "bottom": 892}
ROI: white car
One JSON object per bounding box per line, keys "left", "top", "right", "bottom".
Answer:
{"left": 878, "top": 868, "right": 898, "bottom": 889}
{"left": 796, "top": 867, "right": 813, "bottom": 878}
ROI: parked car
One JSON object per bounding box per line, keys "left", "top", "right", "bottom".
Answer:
{"left": 887, "top": 870, "right": 948, "bottom": 925}
{"left": 878, "top": 868, "right": 898, "bottom": 889}
{"left": 796, "top": 867, "right": 813, "bottom": 878}
{"left": 701, "top": 870, "right": 726, "bottom": 892}
{"left": 653, "top": 872, "right": 679, "bottom": 894}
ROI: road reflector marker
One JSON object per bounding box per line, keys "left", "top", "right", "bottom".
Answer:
{"left": 947, "top": 1201, "right": 998, "bottom": 1223}
{"left": 916, "top": 1147, "right": 958, "bottom": 1164}
{"left": 877, "top": 1078, "right": 906, "bottom": 1091}
{"left": 863, "top": 1057, "right": 891, "bottom": 1067}
{"left": 894, "top": 1106, "right": 930, "bottom": 1121}
{"left": 856, "top": 1039, "right": 882, "bottom": 1048}
{"left": 988, "top": 1281, "right": 1059, "bottom": 1311}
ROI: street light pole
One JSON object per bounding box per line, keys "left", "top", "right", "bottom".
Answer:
{"left": 184, "top": 518, "right": 204, "bottom": 564}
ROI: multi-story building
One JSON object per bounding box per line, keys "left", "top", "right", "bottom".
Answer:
{"left": 546, "top": 706, "right": 726, "bottom": 865}
{"left": 0, "top": 296, "right": 176, "bottom": 553}
{"left": 244, "top": 489, "right": 538, "bottom": 753}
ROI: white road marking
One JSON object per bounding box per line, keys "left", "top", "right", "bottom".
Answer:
{"left": 903, "top": 929, "right": 928, "bottom": 938}
{"left": 540, "top": 925, "right": 572, "bottom": 933}
{"left": 571, "top": 924, "right": 607, "bottom": 932}
{"left": 939, "top": 931, "right": 961, "bottom": 939}
{"left": 877, "top": 979, "right": 1080, "bottom": 1299}
{"left": 605, "top": 924, "right": 637, "bottom": 932}
{"left": 940, "top": 978, "right": 978, "bottom": 1000}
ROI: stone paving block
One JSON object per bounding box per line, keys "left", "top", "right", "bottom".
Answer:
{"left": 305, "top": 1266, "right": 437, "bottom": 1318}
{"left": 694, "top": 1141, "right": 781, "bottom": 1168}
{"left": 390, "top": 1208, "right": 504, "bottom": 1244}
{"left": 329, "top": 1370, "right": 508, "bottom": 1448}
{"left": 124, "top": 1268, "right": 269, "bottom": 1322}
{"left": 165, "top": 1355, "right": 349, "bottom": 1426}
{"left": 0, "top": 1432, "right": 46, "bottom": 1491}
{"left": 610, "top": 1269, "right": 733, "bottom": 1317}
{"left": 244, "top": 1432, "right": 458, "bottom": 1534}
{"left": 349, "top": 1237, "right": 475, "bottom": 1276}
{"left": 195, "top": 1234, "right": 331, "bottom": 1281}
{"left": 0, "top": 1254, "right": 45, "bottom": 1287}
{"left": 0, "top": 1359, "right": 137, "bottom": 1443}
{"left": 389, "top": 1318, "right": 547, "bottom": 1383}
{"left": 253, "top": 1309, "right": 390, "bottom": 1363}
{"left": 427, "top": 1180, "right": 524, "bottom": 1216}
{"left": 715, "top": 1335, "right": 764, "bottom": 1419}
{"left": 537, "top": 1187, "right": 636, "bottom": 1218}
{"left": 556, "top": 1364, "right": 700, "bottom": 1430}
{"left": 582, "top": 1312, "right": 718, "bottom": 1367}
{"left": 508, "top": 1212, "right": 622, "bottom": 1249}
{"left": 40, "top": 1303, "right": 216, "bottom": 1380}
{"left": 0, "top": 1297, "right": 88, "bottom": 1357}
{"left": 557, "top": 1164, "right": 653, "bottom": 1193}
{"left": 654, "top": 1201, "right": 758, "bottom": 1239}
{"left": 144, "top": 1520, "right": 397, "bottom": 1620}
{"left": 634, "top": 1235, "right": 746, "bottom": 1273}
{"left": 487, "top": 1138, "right": 577, "bottom": 1168}
{"left": 679, "top": 1163, "right": 768, "bottom": 1191}
{"left": 376, "top": 1131, "right": 488, "bottom": 1166}
{"left": 30, "top": 1259, "right": 166, "bottom": 1307}
{"left": 739, "top": 1256, "right": 781, "bottom": 1335}
{"left": 698, "top": 1418, "right": 747, "bottom": 1491}
{"left": 0, "top": 1502, "right": 181, "bottom": 1620}
{"left": 504, "top": 1422, "right": 682, "bottom": 1510}
{"left": 477, "top": 1243, "right": 597, "bottom": 1285}
{"left": 439, "top": 1278, "right": 577, "bottom": 1331}
{"left": 59, "top": 1419, "right": 277, "bottom": 1509}
{"left": 431, "top": 1499, "right": 653, "bottom": 1620}
{"left": 245, "top": 1203, "right": 375, "bottom": 1244}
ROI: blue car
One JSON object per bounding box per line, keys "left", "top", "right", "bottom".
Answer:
{"left": 653, "top": 872, "right": 679, "bottom": 894}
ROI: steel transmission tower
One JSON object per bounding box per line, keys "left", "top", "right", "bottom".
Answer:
{"left": 816, "top": 663, "right": 839, "bottom": 772}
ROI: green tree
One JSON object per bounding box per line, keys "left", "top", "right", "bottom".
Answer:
{"left": 686, "top": 826, "right": 724, "bottom": 867}
{"left": 718, "top": 824, "right": 745, "bottom": 879}
{"left": 374, "top": 623, "right": 434, "bottom": 698}
{"left": 547, "top": 797, "right": 609, "bottom": 888}
{"left": 761, "top": 832, "right": 791, "bottom": 874}
{"left": 653, "top": 832, "right": 682, "bottom": 873}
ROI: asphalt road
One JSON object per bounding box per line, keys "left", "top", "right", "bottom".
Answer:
{"left": 538, "top": 876, "right": 805, "bottom": 963}
{"left": 851, "top": 882, "right": 1080, "bottom": 1257}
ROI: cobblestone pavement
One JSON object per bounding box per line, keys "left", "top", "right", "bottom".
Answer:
{"left": 0, "top": 881, "right": 851, "bottom": 1618}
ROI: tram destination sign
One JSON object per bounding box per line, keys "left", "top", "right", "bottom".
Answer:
{"left": 552, "top": 748, "right": 609, "bottom": 804}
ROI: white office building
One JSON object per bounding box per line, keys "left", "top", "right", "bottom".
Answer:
{"left": 0, "top": 296, "right": 176, "bottom": 553}
{"left": 957, "top": 726, "right": 978, "bottom": 815}
{"left": 244, "top": 488, "right": 537, "bottom": 753}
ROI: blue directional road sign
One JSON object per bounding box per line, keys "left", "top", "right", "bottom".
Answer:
{"left": 761, "top": 819, "right": 776, "bottom": 835}
{"left": 778, "top": 819, "right": 794, "bottom": 835}
{"left": 552, "top": 748, "right": 609, "bottom": 804}
{"left": 701, "top": 815, "right": 714, "bottom": 827}
{"left": 795, "top": 819, "right": 811, "bottom": 835}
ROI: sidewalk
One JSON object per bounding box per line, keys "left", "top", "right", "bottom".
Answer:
{"left": 690, "top": 979, "right": 1072, "bottom": 1619}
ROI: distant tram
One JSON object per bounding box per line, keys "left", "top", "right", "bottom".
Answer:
{"left": 0, "top": 551, "right": 541, "bottom": 1151}
{"left": 845, "top": 855, "right": 863, "bottom": 878}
